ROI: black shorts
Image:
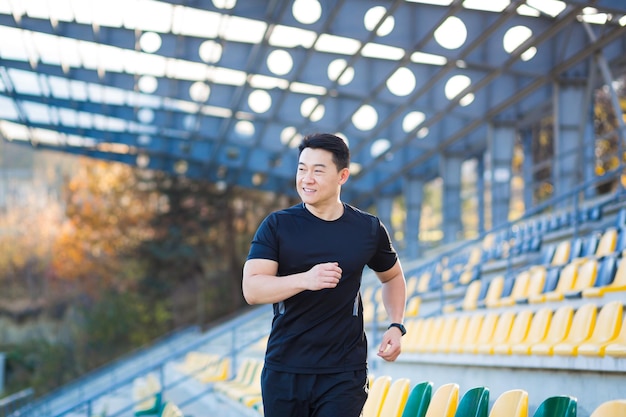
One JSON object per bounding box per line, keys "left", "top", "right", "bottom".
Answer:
{"left": 261, "top": 367, "right": 369, "bottom": 417}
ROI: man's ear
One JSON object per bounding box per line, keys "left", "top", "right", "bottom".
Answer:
{"left": 339, "top": 167, "right": 350, "bottom": 185}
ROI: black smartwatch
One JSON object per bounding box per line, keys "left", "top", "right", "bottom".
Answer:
{"left": 388, "top": 322, "right": 406, "bottom": 336}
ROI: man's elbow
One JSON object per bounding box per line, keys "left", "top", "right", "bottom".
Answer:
{"left": 242, "top": 280, "right": 260, "bottom": 305}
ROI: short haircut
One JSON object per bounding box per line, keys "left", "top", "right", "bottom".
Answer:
{"left": 298, "top": 133, "right": 350, "bottom": 171}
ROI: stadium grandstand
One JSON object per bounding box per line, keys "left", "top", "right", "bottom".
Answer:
{"left": 1, "top": 0, "right": 626, "bottom": 417}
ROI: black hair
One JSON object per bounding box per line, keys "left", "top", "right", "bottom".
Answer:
{"left": 298, "top": 133, "right": 350, "bottom": 171}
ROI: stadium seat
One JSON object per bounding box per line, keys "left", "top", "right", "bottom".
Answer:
{"left": 424, "top": 383, "right": 459, "bottom": 417}
{"left": 477, "top": 276, "right": 506, "bottom": 309}
{"left": 516, "top": 266, "right": 548, "bottom": 304}
{"left": 417, "top": 316, "right": 446, "bottom": 353}
{"left": 563, "top": 258, "right": 598, "bottom": 299}
{"left": 583, "top": 257, "right": 626, "bottom": 297}
{"left": 530, "top": 305, "right": 575, "bottom": 355}
{"left": 453, "top": 386, "right": 489, "bottom": 417}
{"left": 531, "top": 395, "right": 577, "bottom": 417}
{"left": 401, "top": 381, "right": 433, "bottom": 417}
{"left": 443, "top": 280, "right": 482, "bottom": 313}
{"left": 605, "top": 311, "right": 626, "bottom": 357}
{"left": 404, "top": 319, "right": 424, "bottom": 353}
{"left": 576, "top": 300, "right": 623, "bottom": 356}
{"left": 497, "top": 270, "right": 530, "bottom": 307}
{"left": 510, "top": 307, "right": 552, "bottom": 355}
{"left": 488, "top": 389, "right": 528, "bottom": 417}
{"left": 448, "top": 314, "right": 484, "bottom": 353}
{"left": 406, "top": 296, "right": 422, "bottom": 318}
{"left": 133, "top": 373, "right": 162, "bottom": 416}
{"left": 196, "top": 356, "right": 231, "bottom": 383}
{"left": 492, "top": 310, "right": 533, "bottom": 355}
{"left": 594, "top": 228, "right": 618, "bottom": 258}
{"left": 530, "top": 262, "right": 578, "bottom": 303}
{"left": 430, "top": 316, "right": 458, "bottom": 353}
{"left": 378, "top": 378, "right": 411, "bottom": 417}
{"left": 552, "top": 304, "right": 599, "bottom": 356}
{"left": 362, "top": 375, "right": 392, "bottom": 417}
{"left": 551, "top": 241, "right": 571, "bottom": 266}
{"left": 462, "top": 313, "right": 499, "bottom": 354}
{"left": 475, "top": 311, "right": 517, "bottom": 354}
{"left": 589, "top": 399, "right": 626, "bottom": 417}
{"left": 160, "top": 401, "right": 184, "bottom": 417}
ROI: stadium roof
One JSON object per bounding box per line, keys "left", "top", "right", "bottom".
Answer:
{"left": 1, "top": 0, "right": 625, "bottom": 206}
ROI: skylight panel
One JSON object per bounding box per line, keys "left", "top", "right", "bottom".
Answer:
{"left": 0, "top": 121, "right": 29, "bottom": 141}
{"left": 22, "top": 101, "right": 51, "bottom": 124}
{"left": 77, "top": 40, "right": 99, "bottom": 70}
{"left": 315, "top": 34, "right": 361, "bottom": 55}
{"left": 24, "top": 0, "right": 51, "bottom": 20}
{"left": 200, "top": 105, "right": 233, "bottom": 119}
{"left": 516, "top": 4, "right": 541, "bottom": 17}
{"left": 219, "top": 15, "right": 267, "bottom": 44}
{"left": 58, "top": 108, "right": 78, "bottom": 127}
{"left": 0, "top": 76, "right": 5, "bottom": 92}
{"left": 67, "top": 134, "right": 97, "bottom": 147}
{"left": 289, "top": 82, "right": 327, "bottom": 96}
{"left": 0, "top": 1, "right": 11, "bottom": 14}
{"left": 58, "top": 37, "right": 82, "bottom": 68}
{"left": 166, "top": 59, "right": 209, "bottom": 81}
{"left": 48, "top": 0, "right": 74, "bottom": 24}
{"left": 8, "top": 69, "right": 41, "bottom": 95}
{"left": 405, "top": 0, "right": 453, "bottom": 5}
{"left": 269, "top": 25, "right": 317, "bottom": 48}
{"left": 410, "top": 51, "right": 447, "bottom": 66}
{"left": 71, "top": 0, "right": 95, "bottom": 25}
{"left": 32, "top": 128, "right": 61, "bottom": 145}
{"left": 91, "top": 0, "right": 125, "bottom": 28}
{"left": 249, "top": 75, "right": 290, "bottom": 90}
{"left": 48, "top": 77, "right": 70, "bottom": 99}
{"left": 127, "top": 92, "right": 162, "bottom": 108}
{"left": 126, "top": 52, "right": 167, "bottom": 77}
{"left": 33, "top": 31, "right": 63, "bottom": 66}
{"left": 69, "top": 80, "right": 88, "bottom": 101}
{"left": 0, "top": 97, "right": 19, "bottom": 120}
{"left": 207, "top": 67, "right": 247, "bottom": 87}
{"left": 124, "top": 0, "right": 174, "bottom": 33}
{"left": 172, "top": 6, "right": 221, "bottom": 38}
{"left": 361, "top": 43, "right": 405, "bottom": 61}
{"left": 0, "top": 27, "right": 29, "bottom": 62}
{"left": 463, "top": 0, "right": 510, "bottom": 13}
{"left": 525, "top": 0, "right": 566, "bottom": 18}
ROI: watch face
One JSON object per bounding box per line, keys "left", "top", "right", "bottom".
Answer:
{"left": 390, "top": 323, "right": 406, "bottom": 335}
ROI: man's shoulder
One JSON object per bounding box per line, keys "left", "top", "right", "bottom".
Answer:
{"left": 344, "top": 203, "right": 379, "bottom": 222}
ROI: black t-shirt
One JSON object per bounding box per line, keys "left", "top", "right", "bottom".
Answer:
{"left": 247, "top": 203, "right": 398, "bottom": 373}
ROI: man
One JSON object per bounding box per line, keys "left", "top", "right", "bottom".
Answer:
{"left": 242, "top": 132, "right": 407, "bottom": 417}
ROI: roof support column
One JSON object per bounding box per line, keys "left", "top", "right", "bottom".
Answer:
{"left": 553, "top": 83, "right": 586, "bottom": 206}
{"left": 440, "top": 154, "right": 462, "bottom": 244}
{"left": 403, "top": 176, "right": 424, "bottom": 259}
{"left": 489, "top": 125, "right": 515, "bottom": 229}
{"left": 520, "top": 129, "right": 535, "bottom": 211}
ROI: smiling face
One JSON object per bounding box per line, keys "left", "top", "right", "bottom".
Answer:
{"left": 296, "top": 147, "right": 349, "bottom": 211}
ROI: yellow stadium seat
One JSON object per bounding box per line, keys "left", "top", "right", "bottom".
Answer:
{"left": 406, "top": 275, "right": 418, "bottom": 296}
{"left": 488, "top": 389, "right": 528, "bottom": 417}
{"left": 476, "top": 311, "right": 517, "bottom": 355}
{"left": 595, "top": 228, "right": 618, "bottom": 258}
{"left": 577, "top": 300, "right": 623, "bottom": 356}
{"left": 448, "top": 314, "right": 483, "bottom": 353}
{"left": 416, "top": 317, "right": 445, "bottom": 353}
{"left": 492, "top": 310, "right": 533, "bottom": 355}
{"left": 462, "top": 313, "right": 499, "bottom": 354}
{"left": 404, "top": 319, "right": 424, "bottom": 353}
{"left": 406, "top": 296, "right": 421, "bottom": 318}
{"left": 531, "top": 305, "right": 575, "bottom": 355}
{"left": 552, "top": 304, "right": 598, "bottom": 356}
{"left": 563, "top": 258, "right": 598, "bottom": 299}
{"left": 441, "top": 315, "right": 470, "bottom": 353}
{"left": 551, "top": 240, "right": 571, "bottom": 266}
{"left": 480, "top": 276, "right": 505, "bottom": 309}
{"left": 530, "top": 262, "right": 578, "bottom": 303}
{"left": 605, "top": 313, "right": 626, "bottom": 357}
{"left": 590, "top": 399, "right": 626, "bottom": 417}
{"left": 510, "top": 307, "right": 552, "bottom": 355}
{"left": 429, "top": 316, "right": 458, "bottom": 353}
{"left": 160, "top": 401, "right": 184, "bottom": 417}
{"left": 378, "top": 378, "right": 411, "bottom": 417}
{"left": 417, "top": 271, "right": 432, "bottom": 294}
{"left": 497, "top": 270, "right": 530, "bottom": 307}
{"left": 424, "top": 383, "right": 459, "bottom": 417}
{"left": 362, "top": 375, "right": 392, "bottom": 417}
{"left": 583, "top": 257, "right": 626, "bottom": 297}
{"left": 443, "top": 280, "right": 482, "bottom": 313}
{"left": 516, "top": 266, "right": 547, "bottom": 304}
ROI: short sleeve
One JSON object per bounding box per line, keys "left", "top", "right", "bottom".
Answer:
{"left": 247, "top": 214, "right": 280, "bottom": 262}
{"left": 367, "top": 219, "right": 398, "bottom": 272}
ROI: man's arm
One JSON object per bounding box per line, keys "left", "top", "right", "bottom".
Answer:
{"left": 242, "top": 259, "right": 343, "bottom": 305}
{"left": 374, "top": 260, "right": 407, "bottom": 361}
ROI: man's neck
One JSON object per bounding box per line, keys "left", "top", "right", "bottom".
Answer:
{"left": 303, "top": 201, "right": 344, "bottom": 221}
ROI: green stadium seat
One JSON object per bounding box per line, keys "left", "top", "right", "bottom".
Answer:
{"left": 401, "top": 381, "right": 433, "bottom": 417}
{"left": 531, "top": 396, "right": 577, "bottom": 417}
{"left": 453, "top": 386, "right": 489, "bottom": 417}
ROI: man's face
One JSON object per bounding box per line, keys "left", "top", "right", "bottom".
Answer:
{"left": 296, "top": 147, "right": 348, "bottom": 206}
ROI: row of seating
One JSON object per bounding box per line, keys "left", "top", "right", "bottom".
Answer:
{"left": 447, "top": 251, "right": 626, "bottom": 313}
{"left": 405, "top": 301, "right": 626, "bottom": 357}
{"left": 131, "top": 373, "right": 185, "bottom": 417}
{"left": 364, "top": 374, "right": 625, "bottom": 417}
{"left": 172, "top": 351, "right": 231, "bottom": 383}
